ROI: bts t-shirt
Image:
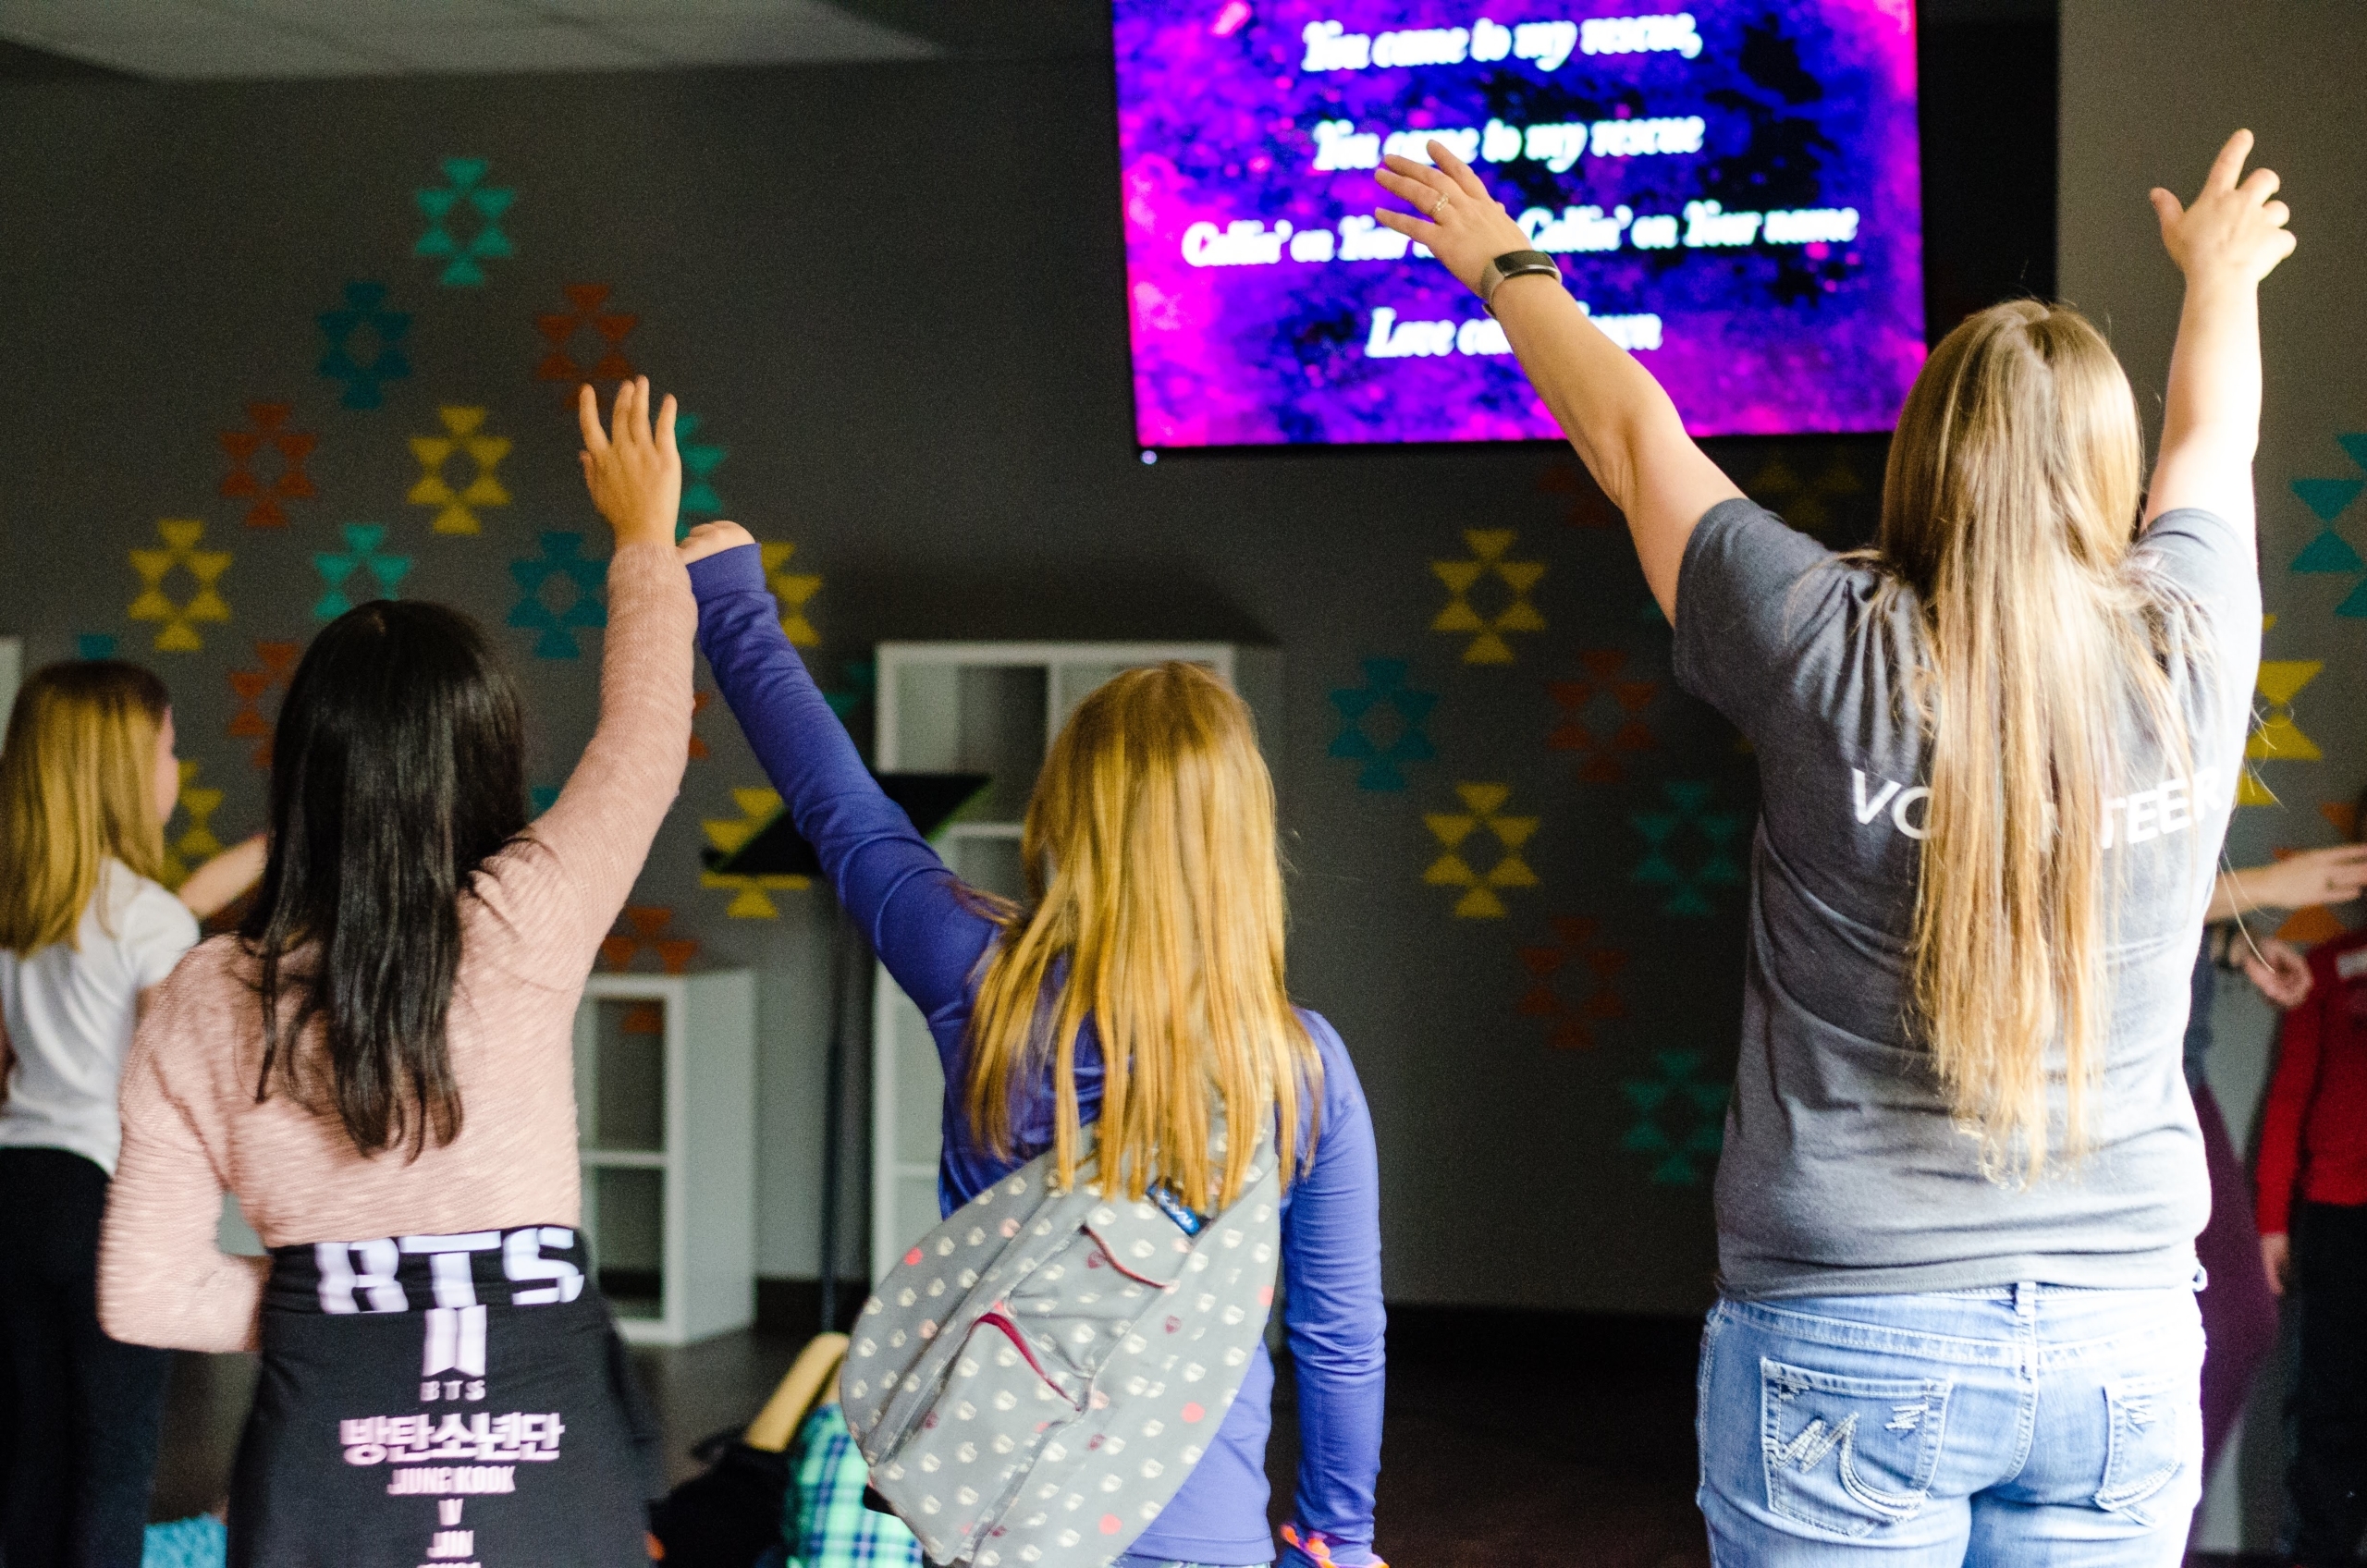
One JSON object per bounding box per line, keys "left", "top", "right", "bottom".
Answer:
{"left": 1674, "top": 498, "right": 2259, "bottom": 1297}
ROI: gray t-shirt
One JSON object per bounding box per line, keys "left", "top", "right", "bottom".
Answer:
{"left": 1674, "top": 499, "right": 2259, "bottom": 1297}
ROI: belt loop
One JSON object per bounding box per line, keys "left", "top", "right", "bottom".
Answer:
{"left": 2015, "top": 1280, "right": 2037, "bottom": 1318}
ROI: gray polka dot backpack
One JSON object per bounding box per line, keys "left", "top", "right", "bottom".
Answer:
{"left": 840, "top": 1127, "right": 1283, "bottom": 1568}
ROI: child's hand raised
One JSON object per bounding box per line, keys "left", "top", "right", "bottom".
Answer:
{"left": 679, "top": 521, "right": 755, "bottom": 566}
{"left": 578, "top": 377, "right": 682, "bottom": 552}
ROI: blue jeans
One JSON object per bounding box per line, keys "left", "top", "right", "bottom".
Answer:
{"left": 1697, "top": 1283, "right": 2203, "bottom": 1565}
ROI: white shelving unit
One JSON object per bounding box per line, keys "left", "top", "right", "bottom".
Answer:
{"left": 573, "top": 970, "right": 756, "bottom": 1345}
{"left": 868, "top": 643, "right": 1280, "bottom": 1278}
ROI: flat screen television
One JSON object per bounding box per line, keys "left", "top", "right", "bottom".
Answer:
{"left": 1113, "top": 1, "right": 1925, "bottom": 448}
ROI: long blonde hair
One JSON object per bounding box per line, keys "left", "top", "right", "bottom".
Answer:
{"left": 964, "top": 662, "right": 1319, "bottom": 1211}
{"left": 1878, "top": 300, "right": 2195, "bottom": 1182}
{"left": 0, "top": 661, "right": 170, "bottom": 955}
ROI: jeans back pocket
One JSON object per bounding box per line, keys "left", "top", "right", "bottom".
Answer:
{"left": 2095, "top": 1373, "right": 2190, "bottom": 1526}
{"left": 1760, "top": 1357, "right": 1952, "bottom": 1538}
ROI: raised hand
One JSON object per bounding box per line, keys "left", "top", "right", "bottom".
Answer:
{"left": 2149, "top": 129, "right": 2296, "bottom": 285}
{"left": 678, "top": 520, "right": 755, "bottom": 567}
{"left": 577, "top": 376, "right": 682, "bottom": 553}
{"left": 1374, "top": 139, "right": 1536, "bottom": 296}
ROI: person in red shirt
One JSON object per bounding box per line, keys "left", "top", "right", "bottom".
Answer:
{"left": 2257, "top": 830, "right": 2367, "bottom": 1568}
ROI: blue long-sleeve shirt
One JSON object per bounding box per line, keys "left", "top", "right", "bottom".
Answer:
{"left": 690, "top": 545, "right": 1385, "bottom": 1568}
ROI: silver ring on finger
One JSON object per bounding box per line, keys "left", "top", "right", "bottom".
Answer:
{"left": 1430, "top": 190, "right": 1452, "bottom": 217}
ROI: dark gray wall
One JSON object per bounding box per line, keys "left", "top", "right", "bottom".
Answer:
{"left": 0, "top": 28, "right": 2040, "bottom": 1315}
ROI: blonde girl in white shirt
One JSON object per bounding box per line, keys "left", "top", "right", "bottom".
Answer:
{"left": 0, "top": 660, "right": 260, "bottom": 1568}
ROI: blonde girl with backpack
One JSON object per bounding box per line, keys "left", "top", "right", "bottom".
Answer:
{"left": 0, "top": 661, "right": 264, "bottom": 1568}
{"left": 684, "top": 525, "right": 1387, "bottom": 1568}
{"left": 1373, "top": 129, "right": 2291, "bottom": 1563}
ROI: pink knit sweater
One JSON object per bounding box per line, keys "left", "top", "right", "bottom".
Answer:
{"left": 98, "top": 542, "right": 695, "bottom": 1354}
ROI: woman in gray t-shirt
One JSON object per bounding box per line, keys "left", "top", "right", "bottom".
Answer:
{"left": 1371, "top": 131, "right": 2292, "bottom": 1564}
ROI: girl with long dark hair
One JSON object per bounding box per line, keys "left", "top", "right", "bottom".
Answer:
{"left": 1373, "top": 130, "right": 2289, "bottom": 1562}
{"left": 96, "top": 380, "right": 697, "bottom": 1568}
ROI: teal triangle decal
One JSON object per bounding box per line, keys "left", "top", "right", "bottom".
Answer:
{"left": 2291, "top": 530, "right": 2365, "bottom": 572}
{"left": 2292, "top": 477, "right": 2364, "bottom": 522}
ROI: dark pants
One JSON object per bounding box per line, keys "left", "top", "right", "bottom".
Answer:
{"left": 2193, "top": 1082, "right": 2281, "bottom": 1476}
{"left": 2289, "top": 1199, "right": 2367, "bottom": 1566}
{"left": 0, "top": 1145, "right": 176, "bottom": 1568}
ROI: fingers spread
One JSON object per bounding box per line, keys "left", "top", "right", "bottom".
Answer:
{"left": 1380, "top": 153, "right": 1453, "bottom": 201}
{"left": 630, "top": 375, "right": 655, "bottom": 446}
{"left": 1429, "top": 139, "right": 1489, "bottom": 200}
{"left": 656, "top": 392, "right": 680, "bottom": 458}
{"left": 610, "top": 378, "right": 634, "bottom": 447}
{"left": 578, "top": 383, "right": 609, "bottom": 452}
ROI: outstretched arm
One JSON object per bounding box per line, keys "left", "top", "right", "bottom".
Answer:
{"left": 474, "top": 378, "right": 696, "bottom": 986}
{"left": 679, "top": 524, "right": 997, "bottom": 1018}
{"left": 2145, "top": 129, "right": 2296, "bottom": 529}
{"left": 1375, "top": 141, "right": 1740, "bottom": 621}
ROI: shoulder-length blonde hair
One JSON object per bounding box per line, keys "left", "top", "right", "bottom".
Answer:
{"left": 1875, "top": 300, "right": 2198, "bottom": 1182}
{"left": 963, "top": 661, "right": 1319, "bottom": 1212}
{"left": 0, "top": 660, "right": 171, "bottom": 955}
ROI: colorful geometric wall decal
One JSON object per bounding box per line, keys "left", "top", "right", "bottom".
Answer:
{"left": 2321, "top": 801, "right": 2359, "bottom": 839}
{"left": 1431, "top": 530, "right": 1546, "bottom": 665}
{"left": 1422, "top": 781, "right": 1539, "bottom": 918}
{"left": 159, "top": 760, "right": 226, "bottom": 889}
{"left": 1630, "top": 781, "right": 1745, "bottom": 916}
{"left": 2292, "top": 477, "right": 2364, "bottom": 523}
{"left": 412, "top": 156, "right": 515, "bottom": 288}
{"left": 677, "top": 411, "right": 728, "bottom": 521}
{"left": 1546, "top": 649, "right": 1658, "bottom": 783}
{"left": 313, "top": 523, "right": 411, "bottom": 619}
{"left": 533, "top": 283, "right": 638, "bottom": 387}
{"left": 1327, "top": 657, "right": 1438, "bottom": 790}
{"left": 701, "top": 788, "right": 813, "bottom": 917}
{"left": 1516, "top": 915, "right": 1628, "bottom": 1050}
{"left": 690, "top": 689, "right": 714, "bottom": 760}
{"left": 1745, "top": 450, "right": 1865, "bottom": 538}
{"left": 823, "top": 660, "right": 877, "bottom": 726}
{"left": 508, "top": 532, "right": 607, "bottom": 658}
{"left": 227, "top": 640, "right": 300, "bottom": 768}
{"left": 315, "top": 282, "right": 411, "bottom": 410}
{"left": 761, "top": 542, "right": 821, "bottom": 647}
{"left": 217, "top": 402, "right": 318, "bottom": 529}
{"left": 128, "top": 519, "right": 231, "bottom": 653}
{"left": 531, "top": 784, "right": 560, "bottom": 815}
{"left": 76, "top": 634, "right": 117, "bottom": 660}
{"left": 2274, "top": 905, "right": 2347, "bottom": 945}
{"left": 408, "top": 406, "right": 511, "bottom": 535}
{"left": 2291, "top": 530, "right": 2365, "bottom": 573}
{"left": 1620, "top": 1049, "right": 1729, "bottom": 1185}
{"left": 2239, "top": 660, "right": 2325, "bottom": 806}
{"left": 600, "top": 905, "right": 700, "bottom": 974}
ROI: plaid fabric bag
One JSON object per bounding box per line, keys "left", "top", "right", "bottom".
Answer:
{"left": 779, "top": 1403, "right": 923, "bottom": 1568}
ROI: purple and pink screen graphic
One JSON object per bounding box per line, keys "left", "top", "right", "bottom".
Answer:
{"left": 1117, "top": 1, "right": 1925, "bottom": 447}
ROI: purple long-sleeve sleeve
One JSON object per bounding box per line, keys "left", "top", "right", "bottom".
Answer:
{"left": 690, "top": 543, "right": 1385, "bottom": 1567}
